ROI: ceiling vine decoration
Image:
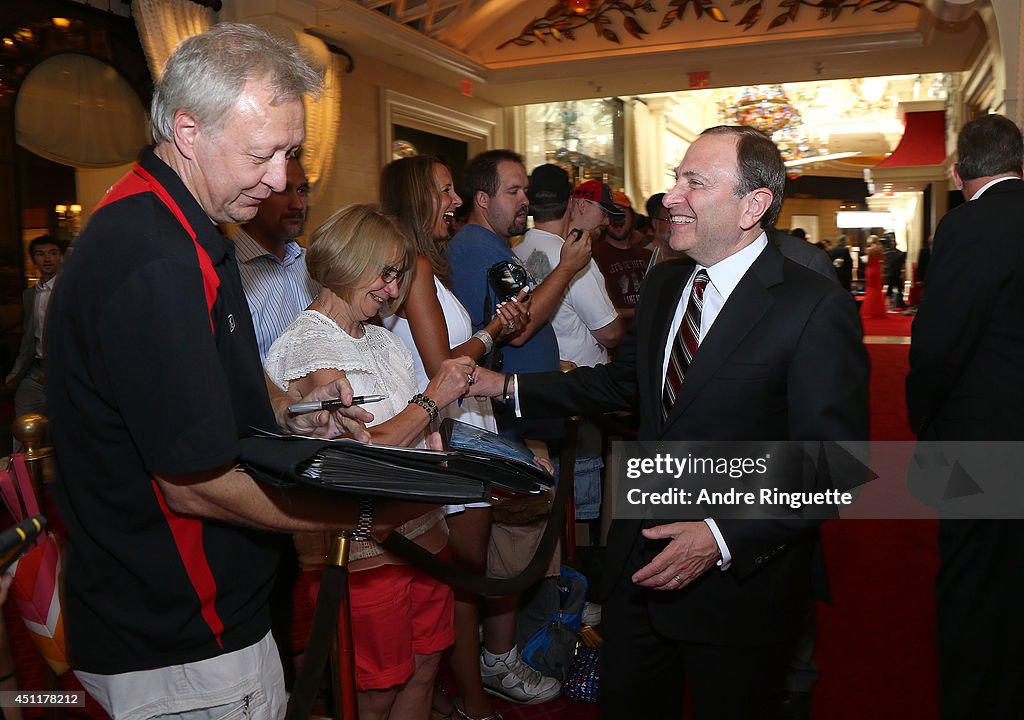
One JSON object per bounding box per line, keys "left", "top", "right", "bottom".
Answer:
{"left": 497, "top": 0, "right": 920, "bottom": 49}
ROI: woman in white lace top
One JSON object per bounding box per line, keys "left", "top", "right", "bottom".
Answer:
{"left": 265, "top": 204, "right": 476, "bottom": 720}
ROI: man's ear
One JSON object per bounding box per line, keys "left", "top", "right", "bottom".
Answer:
{"left": 173, "top": 109, "right": 201, "bottom": 161}
{"left": 475, "top": 189, "right": 490, "bottom": 212}
{"left": 952, "top": 162, "right": 964, "bottom": 191}
{"left": 740, "top": 188, "right": 773, "bottom": 231}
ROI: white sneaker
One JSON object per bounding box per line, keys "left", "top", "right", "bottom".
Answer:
{"left": 480, "top": 645, "right": 561, "bottom": 704}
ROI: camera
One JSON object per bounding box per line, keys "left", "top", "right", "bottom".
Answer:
{"left": 487, "top": 260, "right": 531, "bottom": 302}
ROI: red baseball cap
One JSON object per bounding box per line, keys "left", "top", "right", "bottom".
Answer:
{"left": 571, "top": 180, "right": 625, "bottom": 219}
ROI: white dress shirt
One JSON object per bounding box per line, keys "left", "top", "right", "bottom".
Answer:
{"left": 33, "top": 276, "right": 55, "bottom": 360}
{"left": 515, "top": 233, "right": 769, "bottom": 571}
{"left": 969, "top": 175, "right": 1018, "bottom": 201}
{"left": 660, "top": 234, "right": 768, "bottom": 570}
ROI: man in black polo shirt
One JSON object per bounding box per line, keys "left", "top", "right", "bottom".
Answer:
{"left": 45, "top": 24, "right": 409, "bottom": 719}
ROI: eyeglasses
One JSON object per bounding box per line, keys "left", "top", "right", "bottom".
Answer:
{"left": 380, "top": 265, "right": 406, "bottom": 284}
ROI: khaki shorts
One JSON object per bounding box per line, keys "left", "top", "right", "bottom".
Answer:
{"left": 487, "top": 519, "right": 561, "bottom": 581}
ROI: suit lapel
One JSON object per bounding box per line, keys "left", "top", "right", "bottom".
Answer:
{"left": 660, "top": 243, "right": 784, "bottom": 433}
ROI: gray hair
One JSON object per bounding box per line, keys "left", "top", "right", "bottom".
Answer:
{"left": 700, "top": 125, "right": 786, "bottom": 229}
{"left": 956, "top": 114, "right": 1023, "bottom": 181}
{"left": 151, "top": 23, "right": 323, "bottom": 144}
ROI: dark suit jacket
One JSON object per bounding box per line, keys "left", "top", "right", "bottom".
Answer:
{"left": 519, "top": 241, "right": 868, "bottom": 645}
{"left": 907, "top": 178, "right": 1024, "bottom": 440}
{"left": 771, "top": 229, "right": 838, "bottom": 282}
{"left": 8, "top": 284, "right": 39, "bottom": 386}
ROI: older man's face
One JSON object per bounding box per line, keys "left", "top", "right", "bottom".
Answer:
{"left": 190, "top": 80, "right": 305, "bottom": 224}
{"left": 663, "top": 133, "right": 756, "bottom": 265}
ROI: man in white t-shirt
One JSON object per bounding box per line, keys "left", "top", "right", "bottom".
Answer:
{"left": 516, "top": 168, "right": 624, "bottom": 368}
{"left": 515, "top": 165, "right": 625, "bottom": 523}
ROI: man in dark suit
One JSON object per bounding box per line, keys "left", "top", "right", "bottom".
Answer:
{"left": 906, "top": 113, "right": 1024, "bottom": 720}
{"left": 475, "top": 126, "right": 868, "bottom": 718}
{"left": 828, "top": 235, "right": 854, "bottom": 290}
{"left": 5, "top": 235, "right": 63, "bottom": 447}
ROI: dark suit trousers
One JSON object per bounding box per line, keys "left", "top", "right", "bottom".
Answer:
{"left": 937, "top": 519, "right": 1024, "bottom": 720}
{"left": 601, "top": 534, "right": 793, "bottom": 720}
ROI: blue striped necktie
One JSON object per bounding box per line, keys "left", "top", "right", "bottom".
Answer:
{"left": 662, "top": 269, "right": 710, "bottom": 421}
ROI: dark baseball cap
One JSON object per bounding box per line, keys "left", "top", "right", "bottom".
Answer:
{"left": 646, "top": 192, "right": 668, "bottom": 219}
{"left": 528, "top": 164, "right": 572, "bottom": 206}
{"left": 571, "top": 180, "right": 625, "bottom": 220}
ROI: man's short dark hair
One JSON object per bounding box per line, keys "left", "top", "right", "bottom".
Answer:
{"left": 531, "top": 201, "right": 568, "bottom": 223}
{"left": 29, "top": 234, "right": 62, "bottom": 254}
{"left": 956, "top": 114, "right": 1024, "bottom": 181}
{"left": 700, "top": 125, "right": 786, "bottom": 229}
{"left": 462, "top": 150, "right": 524, "bottom": 210}
{"left": 645, "top": 192, "right": 667, "bottom": 220}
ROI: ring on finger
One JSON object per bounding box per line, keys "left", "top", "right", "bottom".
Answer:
{"left": 672, "top": 574, "right": 683, "bottom": 585}
{"left": 467, "top": 373, "right": 476, "bottom": 385}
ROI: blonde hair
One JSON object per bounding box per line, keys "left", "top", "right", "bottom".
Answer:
{"left": 306, "top": 204, "right": 415, "bottom": 316}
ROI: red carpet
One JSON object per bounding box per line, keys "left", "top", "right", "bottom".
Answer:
{"left": 814, "top": 316, "right": 940, "bottom": 720}
{"left": 861, "top": 311, "right": 914, "bottom": 338}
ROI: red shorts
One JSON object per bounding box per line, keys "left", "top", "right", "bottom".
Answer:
{"left": 345, "top": 562, "right": 454, "bottom": 691}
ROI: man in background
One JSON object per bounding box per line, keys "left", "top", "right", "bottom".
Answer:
{"left": 907, "top": 113, "right": 1024, "bottom": 720}
{"left": 828, "top": 234, "right": 853, "bottom": 291}
{"left": 516, "top": 164, "right": 624, "bottom": 523}
{"left": 644, "top": 192, "right": 683, "bottom": 263}
{"left": 592, "top": 186, "right": 653, "bottom": 323}
{"left": 5, "top": 235, "right": 63, "bottom": 448}
{"left": 234, "top": 156, "right": 319, "bottom": 361}
{"left": 516, "top": 167, "right": 624, "bottom": 371}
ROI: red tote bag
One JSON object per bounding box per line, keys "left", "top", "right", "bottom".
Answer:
{"left": 0, "top": 453, "right": 68, "bottom": 675}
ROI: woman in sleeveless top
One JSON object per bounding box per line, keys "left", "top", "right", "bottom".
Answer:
{"left": 382, "top": 157, "right": 543, "bottom": 720}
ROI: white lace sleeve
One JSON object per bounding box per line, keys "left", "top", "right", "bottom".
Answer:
{"left": 264, "top": 311, "right": 375, "bottom": 390}
{"left": 264, "top": 312, "right": 420, "bottom": 429}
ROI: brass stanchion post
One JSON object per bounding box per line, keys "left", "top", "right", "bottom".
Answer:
{"left": 328, "top": 534, "right": 358, "bottom": 720}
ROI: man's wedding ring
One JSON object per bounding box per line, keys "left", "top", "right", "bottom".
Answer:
{"left": 672, "top": 574, "right": 683, "bottom": 586}
{"left": 467, "top": 373, "right": 475, "bottom": 385}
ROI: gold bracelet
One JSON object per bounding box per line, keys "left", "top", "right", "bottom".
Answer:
{"left": 409, "top": 392, "right": 439, "bottom": 422}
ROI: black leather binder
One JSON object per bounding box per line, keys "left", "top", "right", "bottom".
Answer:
{"left": 239, "top": 419, "right": 552, "bottom": 503}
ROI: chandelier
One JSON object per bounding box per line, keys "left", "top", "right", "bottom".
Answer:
{"left": 720, "top": 84, "right": 825, "bottom": 166}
